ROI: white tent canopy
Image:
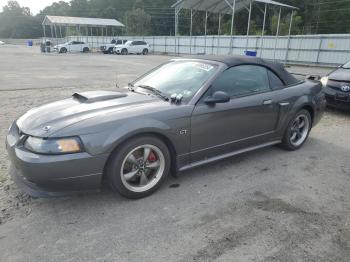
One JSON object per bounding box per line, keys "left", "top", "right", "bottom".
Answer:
{"left": 42, "top": 15, "right": 125, "bottom": 44}
{"left": 42, "top": 15, "right": 125, "bottom": 27}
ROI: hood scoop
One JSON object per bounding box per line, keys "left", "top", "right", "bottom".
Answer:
{"left": 72, "top": 91, "right": 127, "bottom": 103}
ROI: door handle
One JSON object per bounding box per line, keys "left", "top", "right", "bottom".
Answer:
{"left": 263, "top": 99, "right": 272, "bottom": 105}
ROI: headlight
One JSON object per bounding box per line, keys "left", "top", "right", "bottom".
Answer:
{"left": 320, "top": 76, "right": 328, "bottom": 87}
{"left": 24, "top": 136, "right": 83, "bottom": 154}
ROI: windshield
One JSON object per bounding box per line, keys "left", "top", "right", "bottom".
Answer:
{"left": 125, "top": 41, "right": 132, "bottom": 46}
{"left": 342, "top": 61, "right": 350, "bottom": 69}
{"left": 133, "top": 61, "right": 218, "bottom": 102}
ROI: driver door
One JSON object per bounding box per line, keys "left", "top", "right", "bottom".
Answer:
{"left": 190, "top": 65, "right": 280, "bottom": 162}
{"left": 70, "top": 41, "right": 80, "bottom": 52}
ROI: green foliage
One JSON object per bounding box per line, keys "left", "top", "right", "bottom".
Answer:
{"left": 125, "top": 7, "right": 151, "bottom": 35}
{"left": 0, "top": 1, "right": 42, "bottom": 38}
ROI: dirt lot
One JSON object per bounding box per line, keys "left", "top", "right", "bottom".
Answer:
{"left": 0, "top": 45, "right": 349, "bottom": 262}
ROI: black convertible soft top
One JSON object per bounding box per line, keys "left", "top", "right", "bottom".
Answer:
{"left": 188, "top": 55, "right": 299, "bottom": 86}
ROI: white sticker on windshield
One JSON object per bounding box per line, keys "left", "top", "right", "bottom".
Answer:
{"left": 194, "top": 63, "right": 214, "bottom": 72}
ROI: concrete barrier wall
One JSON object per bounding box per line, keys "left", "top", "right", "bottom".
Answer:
{"left": 3, "top": 34, "right": 350, "bottom": 66}
{"left": 72, "top": 34, "right": 350, "bottom": 66}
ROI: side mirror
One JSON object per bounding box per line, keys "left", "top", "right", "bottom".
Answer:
{"left": 204, "top": 91, "right": 230, "bottom": 104}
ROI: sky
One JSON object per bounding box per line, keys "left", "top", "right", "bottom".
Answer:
{"left": 0, "top": 0, "right": 67, "bottom": 14}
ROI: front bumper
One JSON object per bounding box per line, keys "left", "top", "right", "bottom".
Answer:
{"left": 324, "top": 86, "right": 350, "bottom": 110}
{"left": 6, "top": 127, "right": 108, "bottom": 197}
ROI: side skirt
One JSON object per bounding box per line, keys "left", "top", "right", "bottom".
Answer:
{"left": 178, "top": 140, "right": 281, "bottom": 172}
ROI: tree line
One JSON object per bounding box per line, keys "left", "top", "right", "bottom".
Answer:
{"left": 0, "top": 0, "right": 350, "bottom": 39}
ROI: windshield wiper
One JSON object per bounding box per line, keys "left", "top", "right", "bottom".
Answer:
{"left": 137, "top": 85, "right": 169, "bottom": 101}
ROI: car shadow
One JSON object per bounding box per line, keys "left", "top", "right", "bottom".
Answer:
{"left": 5, "top": 132, "right": 346, "bottom": 226}
{"left": 326, "top": 106, "right": 350, "bottom": 117}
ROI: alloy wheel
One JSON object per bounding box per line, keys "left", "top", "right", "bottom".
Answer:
{"left": 289, "top": 114, "right": 310, "bottom": 147}
{"left": 120, "top": 144, "right": 165, "bottom": 193}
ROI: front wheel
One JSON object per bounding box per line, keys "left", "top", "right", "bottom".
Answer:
{"left": 121, "top": 48, "right": 128, "bottom": 55}
{"left": 142, "top": 48, "right": 149, "bottom": 55}
{"left": 59, "top": 47, "right": 67, "bottom": 53}
{"left": 281, "top": 109, "right": 311, "bottom": 151}
{"left": 107, "top": 136, "right": 170, "bottom": 199}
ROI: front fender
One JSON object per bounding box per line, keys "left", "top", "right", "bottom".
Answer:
{"left": 79, "top": 118, "right": 185, "bottom": 156}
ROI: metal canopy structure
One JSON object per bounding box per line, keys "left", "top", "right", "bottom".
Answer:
{"left": 172, "top": 0, "right": 296, "bottom": 14}
{"left": 42, "top": 16, "right": 125, "bottom": 27}
{"left": 172, "top": 0, "right": 298, "bottom": 57}
{"left": 42, "top": 15, "right": 125, "bottom": 43}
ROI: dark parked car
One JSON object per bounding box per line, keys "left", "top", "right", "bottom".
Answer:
{"left": 6, "top": 56, "right": 326, "bottom": 199}
{"left": 100, "top": 39, "right": 128, "bottom": 54}
{"left": 322, "top": 60, "right": 350, "bottom": 110}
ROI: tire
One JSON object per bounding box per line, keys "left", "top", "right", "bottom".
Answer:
{"left": 121, "top": 48, "right": 128, "bottom": 55}
{"left": 142, "top": 48, "right": 149, "bottom": 55}
{"left": 281, "top": 109, "right": 312, "bottom": 151}
{"left": 108, "top": 47, "right": 114, "bottom": 54}
{"left": 59, "top": 47, "right": 67, "bottom": 53}
{"left": 83, "top": 47, "right": 89, "bottom": 53}
{"left": 107, "top": 135, "right": 171, "bottom": 199}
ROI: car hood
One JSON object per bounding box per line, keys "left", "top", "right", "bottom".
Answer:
{"left": 329, "top": 68, "right": 350, "bottom": 82}
{"left": 114, "top": 44, "right": 126, "bottom": 48}
{"left": 16, "top": 90, "right": 159, "bottom": 137}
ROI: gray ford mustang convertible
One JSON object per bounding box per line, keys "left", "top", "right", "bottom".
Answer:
{"left": 6, "top": 56, "right": 326, "bottom": 198}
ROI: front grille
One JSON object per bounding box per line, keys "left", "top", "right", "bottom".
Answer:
{"left": 327, "top": 79, "right": 350, "bottom": 92}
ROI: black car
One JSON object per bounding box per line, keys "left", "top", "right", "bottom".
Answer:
{"left": 323, "top": 60, "right": 350, "bottom": 110}
{"left": 6, "top": 56, "right": 326, "bottom": 199}
{"left": 100, "top": 39, "right": 128, "bottom": 54}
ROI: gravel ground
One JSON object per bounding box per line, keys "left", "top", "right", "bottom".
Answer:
{"left": 0, "top": 45, "right": 349, "bottom": 262}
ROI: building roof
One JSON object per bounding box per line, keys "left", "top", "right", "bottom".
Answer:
{"left": 187, "top": 55, "right": 299, "bottom": 85}
{"left": 172, "top": 0, "right": 298, "bottom": 15}
{"left": 42, "top": 15, "right": 125, "bottom": 27}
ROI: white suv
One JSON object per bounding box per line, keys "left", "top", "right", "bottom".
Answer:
{"left": 53, "top": 41, "right": 90, "bottom": 53}
{"left": 113, "top": 40, "right": 150, "bottom": 55}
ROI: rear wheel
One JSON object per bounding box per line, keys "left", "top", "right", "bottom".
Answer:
{"left": 121, "top": 48, "right": 128, "bottom": 55}
{"left": 107, "top": 136, "right": 170, "bottom": 199}
{"left": 142, "top": 48, "right": 149, "bottom": 55}
{"left": 281, "top": 109, "right": 311, "bottom": 151}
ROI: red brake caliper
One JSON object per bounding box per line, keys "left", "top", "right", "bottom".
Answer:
{"left": 148, "top": 151, "right": 157, "bottom": 162}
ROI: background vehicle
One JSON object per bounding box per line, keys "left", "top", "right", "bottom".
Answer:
{"left": 100, "top": 39, "right": 128, "bottom": 54}
{"left": 322, "top": 60, "right": 350, "bottom": 110}
{"left": 53, "top": 41, "right": 90, "bottom": 53}
{"left": 0, "top": 40, "right": 5, "bottom": 45}
{"left": 40, "top": 39, "right": 52, "bottom": 53}
{"left": 6, "top": 56, "right": 325, "bottom": 199}
{"left": 113, "top": 40, "right": 150, "bottom": 55}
